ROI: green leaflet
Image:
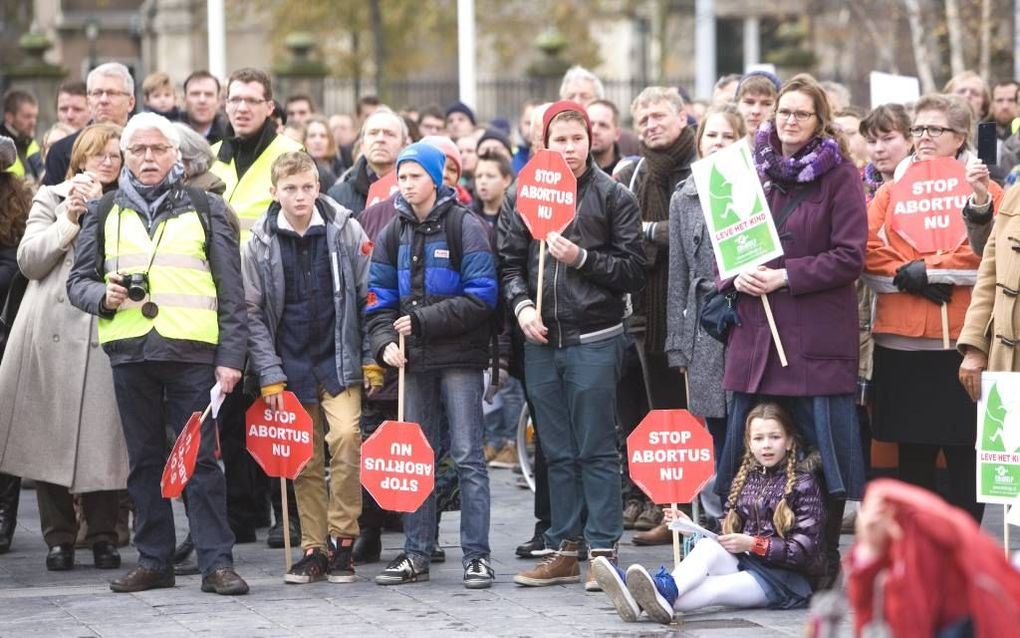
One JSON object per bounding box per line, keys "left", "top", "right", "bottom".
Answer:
{"left": 708, "top": 164, "right": 737, "bottom": 229}
{"left": 983, "top": 382, "right": 1008, "bottom": 451}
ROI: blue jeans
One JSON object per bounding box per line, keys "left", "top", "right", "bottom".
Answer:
{"left": 112, "top": 362, "right": 234, "bottom": 576}
{"left": 524, "top": 334, "right": 625, "bottom": 550}
{"left": 484, "top": 376, "right": 525, "bottom": 446}
{"left": 402, "top": 368, "right": 490, "bottom": 566}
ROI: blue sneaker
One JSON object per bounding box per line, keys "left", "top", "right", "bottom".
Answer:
{"left": 626, "top": 564, "right": 677, "bottom": 625}
{"left": 591, "top": 556, "right": 640, "bottom": 622}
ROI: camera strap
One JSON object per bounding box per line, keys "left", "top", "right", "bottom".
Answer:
{"left": 115, "top": 206, "right": 169, "bottom": 277}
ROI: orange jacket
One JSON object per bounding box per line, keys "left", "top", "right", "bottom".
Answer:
{"left": 864, "top": 178, "right": 1003, "bottom": 339}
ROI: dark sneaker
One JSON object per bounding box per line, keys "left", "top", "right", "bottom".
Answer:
{"left": 352, "top": 527, "right": 381, "bottom": 564}
{"left": 110, "top": 566, "right": 174, "bottom": 593}
{"left": 284, "top": 548, "right": 328, "bottom": 584}
{"left": 515, "top": 533, "right": 555, "bottom": 558}
{"left": 201, "top": 567, "right": 249, "bottom": 595}
{"left": 431, "top": 545, "right": 446, "bottom": 563}
{"left": 625, "top": 564, "right": 677, "bottom": 625}
{"left": 327, "top": 537, "right": 356, "bottom": 583}
{"left": 463, "top": 557, "right": 495, "bottom": 589}
{"left": 374, "top": 552, "right": 429, "bottom": 585}
{"left": 592, "top": 556, "right": 640, "bottom": 622}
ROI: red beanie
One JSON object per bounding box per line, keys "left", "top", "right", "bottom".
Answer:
{"left": 542, "top": 100, "right": 592, "bottom": 146}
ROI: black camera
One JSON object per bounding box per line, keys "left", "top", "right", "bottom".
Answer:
{"left": 122, "top": 272, "right": 149, "bottom": 302}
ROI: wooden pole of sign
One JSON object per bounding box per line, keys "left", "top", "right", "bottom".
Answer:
{"left": 398, "top": 333, "right": 406, "bottom": 422}
{"left": 941, "top": 303, "right": 951, "bottom": 349}
{"left": 761, "top": 295, "right": 788, "bottom": 367}
{"left": 281, "top": 479, "right": 292, "bottom": 571}
{"left": 671, "top": 502, "right": 682, "bottom": 568}
{"left": 199, "top": 403, "right": 212, "bottom": 423}
{"left": 536, "top": 240, "right": 546, "bottom": 316}
{"left": 1006, "top": 505, "right": 1011, "bottom": 559}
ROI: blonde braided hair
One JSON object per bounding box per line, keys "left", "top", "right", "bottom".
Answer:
{"left": 722, "top": 402, "right": 800, "bottom": 537}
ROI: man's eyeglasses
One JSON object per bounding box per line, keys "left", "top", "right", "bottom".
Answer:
{"left": 226, "top": 96, "right": 268, "bottom": 108}
{"left": 126, "top": 144, "right": 173, "bottom": 157}
{"left": 88, "top": 89, "right": 132, "bottom": 99}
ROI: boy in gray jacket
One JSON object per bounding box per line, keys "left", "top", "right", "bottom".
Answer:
{"left": 242, "top": 151, "right": 377, "bottom": 584}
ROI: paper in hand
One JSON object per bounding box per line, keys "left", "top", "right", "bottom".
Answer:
{"left": 209, "top": 381, "right": 226, "bottom": 419}
{"left": 668, "top": 517, "right": 718, "bottom": 540}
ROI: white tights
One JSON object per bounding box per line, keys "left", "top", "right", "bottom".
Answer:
{"left": 670, "top": 538, "right": 769, "bottom": 612}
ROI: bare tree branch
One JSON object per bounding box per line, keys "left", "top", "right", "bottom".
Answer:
{"left": 902, "top": 0, "right": 936, "bottom": 92}
{"left": 945, "top": 0, "right": 965, "bottom": 75}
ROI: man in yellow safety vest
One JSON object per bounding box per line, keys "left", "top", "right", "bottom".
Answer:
{"left": 67, "top": 112, "right": 250, "bottom": 596}
{"left": 209, "top": 67, "right": 302, "bottom": 548}
{"left": 1, "top": 89, "right": 42, "bottom": 183}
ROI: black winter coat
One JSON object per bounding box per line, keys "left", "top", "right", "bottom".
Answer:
{"left": 498, "top": 158, "right": 646, "bottom": 348}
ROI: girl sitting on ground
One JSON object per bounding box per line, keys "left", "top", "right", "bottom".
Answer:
{"left": 592, "top": 402, "right": 826, "bottom": 624}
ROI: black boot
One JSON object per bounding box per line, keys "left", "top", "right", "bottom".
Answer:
{"left": 815, "top": 496, "right": 846, "bottom": 591}
{"left": 0, "top": 473, "right": 21, "bottom": 554}
{"left": 352, "top": 526, "right": 382, "bottom": 564}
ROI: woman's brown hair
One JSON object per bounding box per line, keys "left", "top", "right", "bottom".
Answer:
{"left": 722, "top": 403, "right": 800, "bottom": 538}
{"left": 0, "top": 173, "right": 31, "bottom": 247}
{"left": 303, "top": 114, "right": 337, "bottom": 161}
{"left": 774, "top": 73, "right": 850, "bottom": 160}
{"left": 67, "top": 123, "right": 123, "bottom": 180}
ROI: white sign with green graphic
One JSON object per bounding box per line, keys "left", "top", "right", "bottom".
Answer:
{"left": 691, "top": 140, "right": 784, "bottom": 280}
{"left": 977, "top": 372, "right": 1020, "bottom": 504}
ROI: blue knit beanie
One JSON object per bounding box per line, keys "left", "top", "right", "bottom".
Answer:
{"left": 396, "top": 142, "right": 446, "bottom": 190}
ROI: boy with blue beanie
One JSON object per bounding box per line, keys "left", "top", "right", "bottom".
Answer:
{"left": 365, "top": 142, "right": 498, "bottom": 589}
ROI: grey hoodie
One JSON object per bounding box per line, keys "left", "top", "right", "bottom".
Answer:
{"left": 242, "top": 194, "right": 372, "bottom": 391}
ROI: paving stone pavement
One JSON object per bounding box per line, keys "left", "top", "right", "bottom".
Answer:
{"left": 19, "top": 467, "right": 1000, "bottom": 637}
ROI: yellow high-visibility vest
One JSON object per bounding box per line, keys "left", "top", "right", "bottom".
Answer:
{"left": 210, "top": 134, "right": 303, "bottom": 244}
{"left": 5, "top": 139, "right": 40, "bottom": 177}
{"left": 98, "top": 205, "right": 218, "bottom": 345}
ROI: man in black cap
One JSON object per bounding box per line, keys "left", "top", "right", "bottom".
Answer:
{"left": 445, "top": 101, "right": 477, "bottom": 139}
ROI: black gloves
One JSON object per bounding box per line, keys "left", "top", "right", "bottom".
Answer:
{"left": 893, "top": 260, "right": 928, "bottom": 293}
{"left": 893, "top": 260, "right": 953, "bottom": 305}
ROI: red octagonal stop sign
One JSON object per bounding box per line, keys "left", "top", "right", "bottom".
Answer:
{"left": 245, "top": 392, "right": 314, "bottom": 480}
{"left": 516, "top": 149, "right": 577, "bottom": 240}
{"left": 887, "top": 156, "right": 970, "bottom": 255}
{"left": 627, "top": 409, "right": 715, "bottom": 505}
{"left": 361, "top": 420, "right": 434, "bottom": 512}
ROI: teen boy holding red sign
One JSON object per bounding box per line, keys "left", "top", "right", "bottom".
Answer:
{"left": 365, "top": 142, "right": 498, "bottom": 589}
{"left": 242, "top": 152, "right": 374, "bottom": 584}
{"left": 499, "top": 101, "right": 646, "bottom": 589}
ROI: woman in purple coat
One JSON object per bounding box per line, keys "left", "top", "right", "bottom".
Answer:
{"left": 715, "top": 74, "right": 868, "bottom": 589}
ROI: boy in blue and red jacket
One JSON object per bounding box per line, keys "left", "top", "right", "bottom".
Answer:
{"left": 365, "top": 142, "right": 497, "bottom": 589}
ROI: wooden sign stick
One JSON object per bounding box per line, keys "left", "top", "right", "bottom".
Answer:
{"left": 398, "top": 333, "right": 405, "bottom": 422}
{"left": 536, "top": 240, "right": 546, "bottom": 317}
{"left": 941, "top": 303, "right": 951, "bottom": 349}
{"left": 761, "top": 295, "right": 789, "bottom": 367}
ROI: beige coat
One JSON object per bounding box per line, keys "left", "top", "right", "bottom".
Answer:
{"left": 959, "top": 186, "right": 1020, "bottom": 372}
{"left": 0, "top": 186, "right": 128, "bottom": 492}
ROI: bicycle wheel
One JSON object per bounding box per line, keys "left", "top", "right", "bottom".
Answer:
{"left": 515, "top": 403, "right": 535, "bottom": 493}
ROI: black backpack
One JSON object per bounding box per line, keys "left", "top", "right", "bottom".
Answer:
{"left": 382, "top": 205, "right": 501, "bottom": 377}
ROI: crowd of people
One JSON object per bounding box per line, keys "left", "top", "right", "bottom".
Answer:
{"left": 2, "top": 58, "right": 1020, "bottom": 633}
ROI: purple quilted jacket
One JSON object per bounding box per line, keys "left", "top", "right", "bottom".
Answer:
{"left": 724, "top": 452, "right": 826, "bottom": 574}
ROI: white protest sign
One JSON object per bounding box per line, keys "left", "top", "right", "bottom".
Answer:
{"left": 977, "top": 372, "right": 1020, "bottom": 504}
{"left": 870, "top": 71, "right": 920, "bottom": 109}
{"left": 691, "top": 139, "right": 783, "bottom": 280}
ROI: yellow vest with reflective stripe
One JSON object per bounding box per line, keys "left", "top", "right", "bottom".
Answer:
{"left": 5, "top": 139, "right": 40, "bottom": 177}
{"left": 98, "top": 205, "right": 219, "bottom": 345}
{"left": 210, "top": 134, "right": 303, "bottom": 244}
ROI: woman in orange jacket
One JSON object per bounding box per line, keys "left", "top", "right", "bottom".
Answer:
{"left": 863, "top": 93, "right": 1003, "bottom": 522}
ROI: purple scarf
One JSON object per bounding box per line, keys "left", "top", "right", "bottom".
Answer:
{"left": 863, "top": 162, "right": 883, "bottom": 199}
{"left": 753, "top": 121, "right": 843, "bottom": 186}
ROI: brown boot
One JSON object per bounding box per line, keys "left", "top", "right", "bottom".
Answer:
{"left": 513, "top": 540, "right": 581, "bottom": 586}
{"left": 622, "top": 500, "right": 643, "bottom": 530}
{"left": 633, "top": 502, "right": 663, "bottom": 531}
{"left": 632, "top": 523, "right": 672, "bottom": 546}
{"left": 584, "top": 547, "right": 617, "bottom": 592}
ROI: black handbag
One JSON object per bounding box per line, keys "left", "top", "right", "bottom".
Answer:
{"left": 0, "top": 270, "right": 27, "bottom": 361}
{"left": 698, "top": 289, "right": 740, "bottom": 342}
